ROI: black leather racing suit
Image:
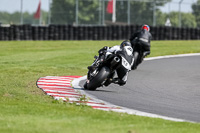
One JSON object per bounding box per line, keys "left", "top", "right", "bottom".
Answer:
{"left": 129, "top": 29, "right": 152, "bottom": 69}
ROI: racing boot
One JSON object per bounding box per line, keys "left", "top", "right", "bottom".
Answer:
{"left": 104, "top": 78, "right": 113, "bottom": 86}
{"left": 112, "top": 78, "right": 126, "bottom": 86}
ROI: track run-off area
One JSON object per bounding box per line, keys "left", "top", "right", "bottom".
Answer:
{"left": 37, "top": 53, "right": 200, "bottom": 123}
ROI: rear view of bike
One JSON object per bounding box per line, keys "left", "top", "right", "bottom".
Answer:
{"left": 84, "top": 55, "right": 121, "bottom": 91}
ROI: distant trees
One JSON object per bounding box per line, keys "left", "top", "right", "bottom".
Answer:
{"left": 156, "top": 11, "right": 197, "bottom": 28}
{"left": 114, "top": 0, "right": 171, "bottom": 25}
{"left": 51, "top": 0, "right": 99, "bottom": 24}
{"left": 50, "top": 0, "right": 171, "bottom": 25}
{"left": 192, "top": 0, "right": 200, "bottom": 27}
{"left": 51, "top": 0, "right": 74, "bottom": 24}
{"left": 0, "top": 12, "right": 21, "bottom": 24}
{"left": 0, "top": 0, "right": 199, "bottom": 28}
{"left": 170, "top": 12, "right": 196, "bottom": 28}
{"left": 0, "top": 11, "right": 48, "bottom": 25}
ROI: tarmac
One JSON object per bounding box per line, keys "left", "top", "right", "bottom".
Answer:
{"left": 80, "top": 54, "right": 200, "bottom": 122}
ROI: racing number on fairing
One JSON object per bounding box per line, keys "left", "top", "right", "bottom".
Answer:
{"left": 124, "top": 46, "right": 133, "bottom": 56}
{"left": 121, "top": 57, "right": 131, "bottom": 70}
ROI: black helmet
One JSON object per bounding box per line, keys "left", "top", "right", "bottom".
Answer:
{"left": 120, "top": 41, "right": 132, "bottom": 49}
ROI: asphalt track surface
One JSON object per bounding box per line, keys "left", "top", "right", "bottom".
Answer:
{"left": 80, "top": 55, "right": 200, "bottom": 122}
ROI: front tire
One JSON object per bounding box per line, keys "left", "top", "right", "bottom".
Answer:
{"left": 86, "top": 66, "right": 110, "bottom": 91}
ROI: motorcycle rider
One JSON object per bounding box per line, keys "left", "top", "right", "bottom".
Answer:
{"left": 88, "top": 41, "right": 134, "bottom": 86}
{"left": 129, "top": 24, "right": 152, "bottom": 70}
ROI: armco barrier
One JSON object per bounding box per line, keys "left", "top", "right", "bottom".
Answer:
{"left": 0, "top": 24, "right": 199, "bottom": 41}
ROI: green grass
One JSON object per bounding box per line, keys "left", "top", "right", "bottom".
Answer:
{"left": 0, "top": 40, "right": 200, "bottom": 133}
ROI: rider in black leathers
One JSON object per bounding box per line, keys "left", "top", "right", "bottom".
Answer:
{"left": 129, "top": 24, "right": 152, "bottom": 70}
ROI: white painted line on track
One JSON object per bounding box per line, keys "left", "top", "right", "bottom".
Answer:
{"left": 144, "top": 53, "right": 200, "bottom": 61}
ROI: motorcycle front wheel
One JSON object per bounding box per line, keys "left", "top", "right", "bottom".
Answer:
{"left": 85, "top": 66, "right": 110, "bottom": 91}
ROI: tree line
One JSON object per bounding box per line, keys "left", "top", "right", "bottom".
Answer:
{"left": 0, "top": 0, "right": 200, "bottom": 28}
{"left": 0, "top": 11, "right": 48, "bottom": 25}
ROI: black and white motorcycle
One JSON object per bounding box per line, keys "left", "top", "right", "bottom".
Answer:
{"left": 84, "top": 43, "right": 134, "bottom": 91}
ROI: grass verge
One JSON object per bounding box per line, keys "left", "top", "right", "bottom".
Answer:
{"left": 0, "top": 40, "right": 200, "bottom": 133}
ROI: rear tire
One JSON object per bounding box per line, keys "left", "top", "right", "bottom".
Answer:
{"left": 86, "top": 66, "right": 110, "bottom": 91}
{"left": 132, "top": 51, "right": 139, "bottom": 70}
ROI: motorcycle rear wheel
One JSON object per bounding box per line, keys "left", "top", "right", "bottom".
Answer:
{"left": 132, "top": 51, "right": 139, "bottom": 70}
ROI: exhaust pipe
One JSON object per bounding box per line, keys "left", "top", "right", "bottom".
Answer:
{"left": 114, "top": 57, "right": 120, "bottom": 62}
{"left": 111, "top": 57, "right": 120, "bottom": 68}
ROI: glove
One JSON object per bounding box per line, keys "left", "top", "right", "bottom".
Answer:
{"left": 143, "top": 51, "right": 150, "bottom": 57}
{"left": 98, "top": 46, "right": 108, "bottom": 55}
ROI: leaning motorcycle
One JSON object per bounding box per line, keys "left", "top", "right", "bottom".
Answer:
{"left": 132, "top": 42, "right": 150, "bottom": 70}
{"left": 84, "top": 52, "right": 132, "bottom": 91}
